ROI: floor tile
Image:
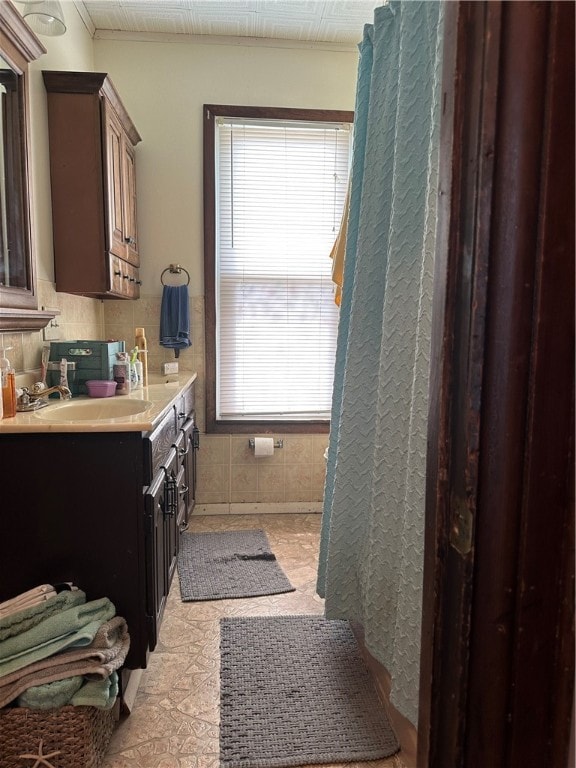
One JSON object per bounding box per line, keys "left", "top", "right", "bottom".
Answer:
{"left": 102, "top": 514, "right": 408, "bottom": 768}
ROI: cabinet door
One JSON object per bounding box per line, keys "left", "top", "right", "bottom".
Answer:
{"left": 109, "top": 255, "right": 123, "bottom": 295}
{"left": 104, "top": 105, "right": 127, "bottom": 261}
{"left": 162, "top": 448, "right": 179, "bottom": 599}
{"left": 122, "top": 140, "right": 139, "bottom": 266}
{"left": 144, "top": 470, "right": 167, "bottom": 652}
{"left": 178, "top": 417, "right": 196, "bottom": 525}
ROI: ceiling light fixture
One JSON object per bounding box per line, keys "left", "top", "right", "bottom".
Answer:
{"left": 21, "top": 0, "right": 66, "bottom": 37}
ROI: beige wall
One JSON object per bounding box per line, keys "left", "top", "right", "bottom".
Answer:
{"left": 7, "top": 9, "right": 359, "bottom": 504}
{"left": 94, "top": 36, "right": 357, "bottom": 504}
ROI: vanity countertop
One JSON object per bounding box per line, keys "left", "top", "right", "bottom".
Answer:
{"left": 0, "top": 373, "right": 197, "bottom": 434}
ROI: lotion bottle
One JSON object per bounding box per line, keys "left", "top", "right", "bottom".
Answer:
{"left": 0, "top": 347, "right": 16, "bottom": 418}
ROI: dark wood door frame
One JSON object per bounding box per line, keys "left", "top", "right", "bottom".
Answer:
{"left": 418, "top": 3, "right": 574, "bottom": 766}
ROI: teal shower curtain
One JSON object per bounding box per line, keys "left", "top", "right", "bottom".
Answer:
{"left": 317, "top": 1, "right": 444, "bottom": 725}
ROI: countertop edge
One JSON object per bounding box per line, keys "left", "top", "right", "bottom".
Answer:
{"left": 0, "top": 373, "right": 197, "bottom": 434}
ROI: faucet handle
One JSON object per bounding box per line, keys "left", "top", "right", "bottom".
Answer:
{"left": 17, "top": 387, "right": 31, "bottom": 408}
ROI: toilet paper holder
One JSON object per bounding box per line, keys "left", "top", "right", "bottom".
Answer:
{"left": 249, "top": 438, "right": 283, "bottom": 449}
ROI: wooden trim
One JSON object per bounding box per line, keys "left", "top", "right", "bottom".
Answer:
{"left": 203, "top": 104, "right": 353, "bottom": 124}
{"left": 203, "top": 104, "right": 217, "bottom": 432}
{"left": 42, "top": 71, "right": 142, "bottom": 145}
{"left": 207, "top": 420, "right": 329, "bottom": 436}
{"left": 0, "top": 306, "right": 58, "bottom": 331}
{"left": 203, "top": 103, "right": 352, "bottom": 434}
{"left": 0, "top": 0, "right": 43, "bottom": 323}
{"left": 0, "top": 2, "right": 45, "bottom": 64}
{"left": 419, "top": 2, "right": 574, "bottom": 765}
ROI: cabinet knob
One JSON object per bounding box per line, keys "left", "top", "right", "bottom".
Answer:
{"left": 136, "top": 280, "right": 143, "bottom": 285}
{"left": 124, "top": 236, "right": 136, "bottom": 245}
{"left": 129, "top": 277, "right": 135, "bottom": 282}
{"left": 123, "top": 274, "right": 129, "bottom": 279}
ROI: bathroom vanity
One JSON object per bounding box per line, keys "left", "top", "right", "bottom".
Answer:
{"left": 0, "top": 374, "right": 198, "bottom": 669}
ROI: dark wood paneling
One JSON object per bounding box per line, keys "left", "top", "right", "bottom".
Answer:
{"left": 419, "top": 2, "right": 574, "bottom": 766}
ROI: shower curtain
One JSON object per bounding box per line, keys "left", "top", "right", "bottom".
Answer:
{"left": 317, "top": 0, "right": 444, "bottom": 726}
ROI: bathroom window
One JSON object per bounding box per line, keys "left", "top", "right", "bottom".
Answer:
{"left": 204, "top": 105, "right": 353, "bottom": 433}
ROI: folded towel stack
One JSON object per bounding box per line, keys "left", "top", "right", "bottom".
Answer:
{"left": 0, "top": 585, "right": 130, "bottom": 710}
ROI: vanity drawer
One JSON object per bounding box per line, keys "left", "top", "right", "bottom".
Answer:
{"left": 143, "top": 405, "right": 177, "bottom": 485}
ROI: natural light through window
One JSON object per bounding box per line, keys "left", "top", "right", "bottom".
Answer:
{"left": 214, "top": 115, "right": 352, "bottom": 422}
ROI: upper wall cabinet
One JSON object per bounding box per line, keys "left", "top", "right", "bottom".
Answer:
{"left": 0, "top": 3, "right": 58, "bottom": 331}
{"left": 43, "top": 71, "right": 142, "bottom": 299}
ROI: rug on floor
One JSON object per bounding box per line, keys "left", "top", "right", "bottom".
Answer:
{"left": 219, "top": 615, "right": 400, "bottom": 768}
{"left": 177, "top": 529, "right": 294, "bottom": 601}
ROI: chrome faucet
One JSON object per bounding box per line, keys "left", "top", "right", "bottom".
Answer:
{"left": 17, "top": 384, "right": 72, "bottom": 411}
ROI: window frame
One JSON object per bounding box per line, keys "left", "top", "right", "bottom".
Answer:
{"left": 203, "top": 104, "right": 354, "bottom": 434}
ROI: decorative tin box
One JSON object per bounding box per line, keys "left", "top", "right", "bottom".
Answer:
{"left": 48, "top": 340, "right": 125, "bottom": 395}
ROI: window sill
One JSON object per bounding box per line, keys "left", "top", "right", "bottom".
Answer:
{"left": 207, "top": 418, "right": 329, "bottom": 435}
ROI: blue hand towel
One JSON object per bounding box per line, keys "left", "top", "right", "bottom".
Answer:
{"left": 160, "top": 284, "right": 192, "bottom": 358}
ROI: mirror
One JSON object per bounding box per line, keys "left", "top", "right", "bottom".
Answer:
{"left": 0, "top": 2, "right": 56, "bottom": 330}
{"left": 0, "top": 60, "right": 26, "bottom": 290}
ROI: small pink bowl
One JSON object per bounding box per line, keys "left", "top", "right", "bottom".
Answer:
{"left": 85, "top": 379, "right": 117, "bottom": 398}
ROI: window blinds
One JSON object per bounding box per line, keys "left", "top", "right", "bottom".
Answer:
{"left": 215, "top": 117, "right": 351, "bottom": 420}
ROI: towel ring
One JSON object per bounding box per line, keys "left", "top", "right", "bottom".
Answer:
{"left": 161, "top": 263, "right": 190, "bottom": 286}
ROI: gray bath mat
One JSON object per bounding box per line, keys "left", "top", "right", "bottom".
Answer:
{"left": 219, "top": 615, "right": 400, "bottom": 768}
{"left": 178, "top": 529, "right": 294, "bottom": 601}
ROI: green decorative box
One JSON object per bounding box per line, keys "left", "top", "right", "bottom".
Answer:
{"left": 48, "top": 340, "right": 125, "bottom": 395}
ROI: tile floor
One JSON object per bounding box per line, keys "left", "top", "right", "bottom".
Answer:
{"left": 101, "top": 514, "right": 408, "bottom": 768}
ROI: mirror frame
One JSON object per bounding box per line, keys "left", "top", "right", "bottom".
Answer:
{"left": 0, "top": 2, "right": 56, "bottom": 331}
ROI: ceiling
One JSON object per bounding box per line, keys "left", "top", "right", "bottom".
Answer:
{"left": 76, "top": 1, "right": 381, "bottom": 45}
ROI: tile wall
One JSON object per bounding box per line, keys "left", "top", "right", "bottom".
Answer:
{"left": 197, "top": 433, "right": 329, "bottom": 505}
{"left": 104, "top": 293, "right": 329, "bottom": 506}
{"left": 5, "top": 279, "right": 104, "bottom": 377}
{"left": 6, "top": 289, "right": 329, "bottom": 506}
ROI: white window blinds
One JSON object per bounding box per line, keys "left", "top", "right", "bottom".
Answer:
{"left": 215, "top": 117, "right": 351, "bottom": 421}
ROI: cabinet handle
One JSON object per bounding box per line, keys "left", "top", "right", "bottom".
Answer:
{"left": 123, "top": 274, "right": 129, "bottom": 280}
{"left": 192, "top": 427, "right": 200, "bottom": 450}
{"left": 179, "top": 484, "right": 189, "bottom": 497}
{"left": 129, "top": 277, "right": 135, "bottom": 282}
{"left": 163, "top": 475, "right": 177, "bottom": 517}
{"left": 114, "top": 270, "right": 121, "bottom": 277}
{"left": 124, "top": 236, "right": 136, "bottom": 245}
{"left": 178, "top": 411, "right": 186, "bottom": 421}
{"left": 136, "top": 280, "right": 143, "bottom": 285}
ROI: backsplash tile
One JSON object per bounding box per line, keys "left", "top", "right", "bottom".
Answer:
{"left": 5, "top": 288, "right": 327, "bottom": 505}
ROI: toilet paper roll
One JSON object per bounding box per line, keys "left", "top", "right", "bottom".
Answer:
{"left": 254, "top": 437, "right": 274, "bottom": 457}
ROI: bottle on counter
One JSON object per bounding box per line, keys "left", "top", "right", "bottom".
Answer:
{"left": 0, "top": 346, "right": 16, "bottom": 418}
{"left": 135, "top": 327, "right": 148, "bottom": 387}
{"left": 113, "top": 352, "right": 131, "bottom": 395}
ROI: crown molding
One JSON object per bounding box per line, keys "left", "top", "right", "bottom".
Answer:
{"left": 92, "top": 29, "right": 359, "bottom": 53}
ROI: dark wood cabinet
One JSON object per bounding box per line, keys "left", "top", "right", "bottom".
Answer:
{"left": 0, "top": 381, "right": 197, "bottom": 669}
{"left": 42, "top": 71, "right": 142, "bottom": 299}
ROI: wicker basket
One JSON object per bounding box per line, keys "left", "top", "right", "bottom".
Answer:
{"left": 0, "top": 701, "right": 118, "bottom": 768}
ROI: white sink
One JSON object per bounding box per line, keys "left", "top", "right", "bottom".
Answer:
{"left": 34, "top": 398, "right": 154, "bottom": 422}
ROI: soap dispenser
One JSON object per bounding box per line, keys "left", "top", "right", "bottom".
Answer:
{"left": 0, "top": 346, "right": 16, "bottom": 418}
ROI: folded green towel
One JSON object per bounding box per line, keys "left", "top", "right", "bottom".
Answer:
{"left": 0, "top": 598, "right": 115, "bottom": 678}
{"left": 0, "top": 590, "right": 86, "bottom": 642}
{"left": 0, "top": 617, "right": 130, "bottom": 707}
{"left": 17, "top": 675, "right": 84, "bottom": 710}
{"left": 71, "top": 671, "right": 118, "bottom": 709}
